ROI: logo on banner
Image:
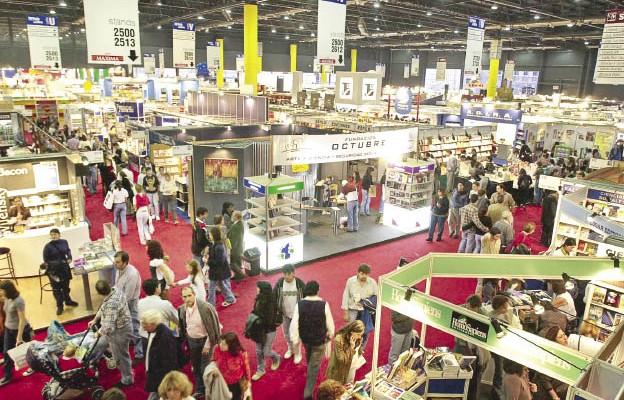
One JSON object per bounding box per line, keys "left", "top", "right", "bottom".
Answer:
{"left": 450, "top": 311, "right": 489, "bottom": 342}
{"left": 339, "top": 77, "right": 353, "bottom": 99}
{"left": 0, "top": 168, "right": 28, "bottom": 177}
{"left": 394, "top": 87, "right": 413, "bottom": 115}
{"left": 468, "top": 16, "right": 485, "bottom": 29}
{"left": 362, "top": 78, "right": 378, "bottom": 101}
{"left": 280, "top": 243, "right": 295, "bottom": 260}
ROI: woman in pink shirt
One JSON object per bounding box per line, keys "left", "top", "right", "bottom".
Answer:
{"left": 212, "top": 332, "right": 252, "bottom": 400}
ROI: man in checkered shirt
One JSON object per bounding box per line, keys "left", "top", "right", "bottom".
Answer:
{"left": 458, "top": 193, "right": 489, "bottom": 253}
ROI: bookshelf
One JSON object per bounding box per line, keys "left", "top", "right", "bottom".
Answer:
{"left": 584, "top": 281, "right": 624, "bottom": 341}
{"left": 386, "top": 160, "right": 435, "bottom": 211}
{"left": 555, "top": 215, "right": 605, "bottom": 257}
{"left": 151, "top": 144, "right": 186, "bottom": 177}
{"left": 419, "top": 135, "right": 493, "bottom": 162}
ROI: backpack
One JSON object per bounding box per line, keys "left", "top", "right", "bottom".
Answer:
{"left": 244, "top": 312, "right": 265, "bottom": 343}
{"left": 519, "top": 176, "right": 532, "bottom": 190}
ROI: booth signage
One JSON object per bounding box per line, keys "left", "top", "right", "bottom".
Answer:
{"left": 206, "top": 41, "right": 221, "bottom": 70}
{"left": 143, "top": 53, "right": 155, "bottom": 74}
{"left": 394, "top": 87, "right": 413, "bottom": 115}
{"left": 587, "top": 188, "right": 624, "bottom": 206}
{"left": 26, "top": 15, "right": 62, "bottom": 69}
{"left": 597, "top": 243, "right": 624, "bottom": 259}
{"left": 268, "top": 181, "right": 305, "bottom": 195}
{"left": 316, "top": 0, "right": 346, "bottom": 65}
{"left": 243, "top": 179, "right": 266, "bottom": 194}
{"left": 461, "top": 105, "right": 522, "bottom": 124}
{"left": 172, "top": 22, "right": 195, "bottom": 68}
{"left": 291, "top": 164, "right": 309, "bottom": 173}
{"left": 361, "top": 78, "right": 379, "bottom": 101}
{"left": 0, "top": 188, "right": 9, "bottom": 227}
{"left": 463, "top": 16, "right": 485, "bottom": 79}
{"left": 272, "top": 128, "right": 413, "bottom": 165}
{"left": 595, "top": 9, "right": 624, "bottom": 84}
{"left": 450, "top": 310, "right": 489, "bottom": 342}
{"left": 538, "top": 175, "right": 562, "bottom": 191}
{"left": 436, "top": 57, "right": 447, "bottom": 81}
{"left": 83, "top": 0, "right": 142, "bottom": 65}
{"left": 130, "top": 130, "right": 147, "bottom": 139}
{"left": 588, "top": 158, "right": 613, "bottom": 170}
{"left": 81, "top": 150, "right": 104, "bottom": 164}
{"left": 171, "top": 145, "right": 193, "bottom": 157}
{"left": 115, "top": 102, "right": 144, "bottom": 120}
{"left": 410, "top": 55, "right": 420, "bottom": 77}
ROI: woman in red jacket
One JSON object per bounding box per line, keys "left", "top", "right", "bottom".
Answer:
{"left": 212, "top": 331, "right": 252, "bottom": 400}
{"left": 508, "top": 222, "right": 536, "bottom": 254}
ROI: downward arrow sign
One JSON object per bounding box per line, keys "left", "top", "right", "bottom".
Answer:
{"left": 128, "top": 50, "right": 138, "bottom": 62}
{"left": 338, "top": 54, "right": 344, "bottom": 64}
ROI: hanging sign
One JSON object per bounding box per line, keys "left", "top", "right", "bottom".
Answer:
{"left": 171, "top": 145, "right": 193, "bottom": 157}
{"left": 461, "top": 105, "right": 522, "bottom": 124}
{"left": 595, "top": 9, "right": 624, "bottom": 84}
{"left": 463, "top": 16, "right": 485, "bottom": 80}
{"left": 258, "top": 42, "right": 263, "bottom": 57}
{"left": 83, "top": 0, "right": 141, "bottom": 65}
{"left": 236, "top": 56, "right": 245, "bottom": 72}
{"left": 503, "top": 60, "right": 515, "bottom": 83}
{"left": 313, "top": 57, "right": 321, "bottom": 73}
{"left": 403, "top": 64, "right": 410, "bottom": 79}
{"left": 316, "top": 0, "right": 347, "bottom": 65}
{"left": 172, "top": 22, "right": 195, "bottom": 68}
{"left": 394, "top": 87, "right": 413, "bottom": 115}
{"left": 143, "top": 53, "right": 155, "bottom": 74}
{"left": 490, "top": 39, "right": 502, "bottom": 59}
{"left": 410, "top": 55, "right": 420, "bottom": 77}
{"left": 338, "top": 76, "right": 353, "bottom": 99}
{"left": 26, "top": 15, "right": 61, "bottom": 69}
{"left": 375, "top": 63, "right": 386, "bottom": 77}
{"left": 436, "top": 57, "right": 447, "bottom": 81}
{"left": 158, "top": 48, "right": 165, "bottom": 75}
{"left": 206, "top": 41, "right": 221, "bottom": 70}
{"left": 272, "top": 128, "right": 414, "bottom": 165}
{"left": 115, "top": 101, "right": 144, "bottom": 120}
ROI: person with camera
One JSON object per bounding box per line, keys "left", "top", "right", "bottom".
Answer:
{"left": 42, "top": 228, "right": 78, "bottom": 316}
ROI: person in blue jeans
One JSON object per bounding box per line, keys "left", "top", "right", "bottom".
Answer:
{"left": 427, "top": 189, "right": 449, "bottom": 242}
{"left": 360, "top": 167, "right": 374, "bottom": 216}
{"left": 341, "top": 179, "right": 359, "bottom": 232}
{"left": 207, "top": 227, "right": 237, "bottom": 307}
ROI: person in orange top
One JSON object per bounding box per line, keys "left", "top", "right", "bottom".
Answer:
{"left": 212, "top": 331, "right": 252, "bottom": 400}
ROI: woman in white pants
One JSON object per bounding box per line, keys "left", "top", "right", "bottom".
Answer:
{"left": 133, "top": 185, "right": 152, "bottom": 245}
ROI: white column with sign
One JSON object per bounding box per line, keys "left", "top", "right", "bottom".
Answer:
{"left": 463, "top": 16, "right": 485, "bottom": 86}
{"left": 83, "top": 0, "right": 141, "bottom": 65}
{"left": 26, "top": 15, "right": 62, "bottom": 69}
{"left": 173, "top": 22, "right": 195, "bottom": 68}
{"left": 503, "top": 60, "right": 515, "bottom": 86}
{"left": 411, "top": 55, "right": 420, "bottom": 76}
{"left": 436, "top": 57, "right": 447, "bottom": 81}
{"left": 595, "top": 9, "right": 624, "bottom": 84}
{"left": 206, "top": 41, "right": 221, "bottom": 70}
{"left": 317, "top": 0, "right": 346, "bottom": 66}
{"left": 144, "top": 53, "right": 155, "bottom": 74}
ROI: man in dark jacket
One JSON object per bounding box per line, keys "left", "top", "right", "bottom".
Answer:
{"left": 427, "top": 189, "right": 450, "bottom": 242}
{"left": 43, "top": 228, "right": 78, "bottom": 315}
{"left": 388, "top": 311, "right": 415, "bottom": 364}
{"left": 191, "top": 207, "right": 210, "bottom": 268}
{"left": 541, "top": 190, "right": 559, "bottom": 247}
{"left": 273, "top": 264, "right": 305, "bottom": 363}
{"left": 226, "top": 210, "right": 246, "bottom": 282}
{"left": 142, "top": 310, "right": 178, "bottom": 400}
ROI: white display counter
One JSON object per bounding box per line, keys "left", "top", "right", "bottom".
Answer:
{"left": 0, "top": 222, "right": 90, "bottom": 278}
{"left": 245, "top": 231, "right": 304, "bottom": 271}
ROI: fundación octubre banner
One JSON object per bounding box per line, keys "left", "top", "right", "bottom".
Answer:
{"left": 272, "top": 128, "right": 416, "bottom": 166}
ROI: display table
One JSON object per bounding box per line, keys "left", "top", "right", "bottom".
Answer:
{"left": 73, "top": 250, "right": 116, "bottom": 311}
{"left": 0, "top": 222, "right": 90, "bottom": 278}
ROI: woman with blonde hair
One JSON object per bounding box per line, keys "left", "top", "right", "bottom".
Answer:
{"left": 326, "top": 320, "right": 366, "bottom": 385}
{"left": 157, "top": 371, "right": 195, "bottom": 400}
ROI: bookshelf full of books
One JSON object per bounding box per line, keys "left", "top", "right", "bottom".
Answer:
{"left": 555, "top": 215, "right": 605, "bottom": 257}
{"left": 386, "top": 160, "right": 435, "bottom": 211}
{"left": 585, "top": 281, "right": 624, "bottom": 341}
{"left": 418, "top": 135, "right": 494, "bottom": 162}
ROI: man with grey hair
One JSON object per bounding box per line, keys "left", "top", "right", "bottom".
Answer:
{"left": 113, "top": 250, "right": 144, "bottom": 365}
{"left": 142, "top": 309, "right": 179, "bottom": 400}
{"left": 89, "top": 280, "right": 133, "bottom": 388}
{"left": 227, "top": 210, "right": 246, "bottom": 282}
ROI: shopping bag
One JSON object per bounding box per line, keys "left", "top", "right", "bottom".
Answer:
{"left": 324, "top": 339, "right": 332, "bottom": 359}
{"left": 148, "top": 218, "right": 155, "bottom": 235}
{"left": 7, "top": 342, "right": 33, "bottom": 370}
{"left": 368, "top": 185, "right": 377, "bottom": 197}
{"left": 103, "top": 191, "right": 114, "bottom": 210}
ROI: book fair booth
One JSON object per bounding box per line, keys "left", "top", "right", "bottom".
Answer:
{"left": 356, "top": 253, "right": 624, "bottom": 400}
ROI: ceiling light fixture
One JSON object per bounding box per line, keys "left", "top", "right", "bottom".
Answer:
{"left": 417, "top": 23, "right": 422, "bottom": 28}
{"left": 376, "top": 27, "right": 380, "bottom": 31}
{"left": 534, "top": 14, "right": 541, "bottom": 20}
{"left": 311, "top": 32, "right": 315, "bottom": 37}
{"left": 227, "top": 25, "right": 232, "bottom": 29}
{"left": 80, "top": 28, "right": 85, "bottom": 32}
{"left": 299, "top": 25, "right": 304, "bottom": 30}
{"left": 271, "top": 28, "right": 276, "bottom": 33}
{"left": 197, "top": 15, "right": 204, "bottom": 20}
{"left": 454, "top": 29, "right": 459, "bottom": 33}
{"left": 567, "top": 22, "right": 574, "bottom": 27}
{"left": 50, "top": 9, "right": 57, "bottom": 14}
{"left": 373, "top": 1, "right": 381, "bottom": 8}
{"left": 504, "top": 25, "right": 511, "bottom": 31}
{"left": 284, "top": 15, "right": 290, "bottom": 20}
{"left": 59, "top": 1, "right": 67, "bottom": 6}
{"left": 491, "top": 5, "right": 498, "bottom": 10}
{"left": 584, "top": 40, "right": 589, "bottom": 45}
{"left": 285, "top": 35, "right": 290, "bottom": 39}
{"left": 225, "top": 9, "right": 231, "bottom": 14}
{"left": 374, "top": 17, "right": 378, "bottom": 21}
{"left": 157, "top": 1, "right": 162, "bottom": 5}
{"left": 157, "top": 25, "right": 162, "bottom": 29}
{"left": 426, "top": 11, "right": 432, "bottom": 16}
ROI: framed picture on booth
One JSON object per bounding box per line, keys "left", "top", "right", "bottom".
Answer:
{"left": 204, "top": 158, "right": 238, "bottom": 193}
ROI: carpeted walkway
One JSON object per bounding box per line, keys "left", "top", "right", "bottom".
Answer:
{"left": 0, "top": 187, "right": 545, "bottom": 400}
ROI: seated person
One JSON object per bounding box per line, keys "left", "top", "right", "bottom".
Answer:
{"left": 548, "top": 280, "right": 577, "bottom": 327}
{"left": 8, "top": 196, "right": 31, "bottom": 226}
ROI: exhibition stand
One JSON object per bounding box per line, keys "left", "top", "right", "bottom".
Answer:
{"left": 365, "top": 253, "right": 624, "bottom": 400}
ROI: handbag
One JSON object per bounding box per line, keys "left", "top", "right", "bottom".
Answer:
{"left": 368, "top": 185, "right": 377, "bottom": 197}
{"left": 103, "top": 191, "right": 114, "bottom": 210}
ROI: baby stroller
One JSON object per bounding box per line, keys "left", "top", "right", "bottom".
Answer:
{"left": 26, "top": 329, "right": 105, "bottom": 400}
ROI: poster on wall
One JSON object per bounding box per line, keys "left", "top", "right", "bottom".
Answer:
{"left": 33, "top": 161, "right": 59, "bottom": 191}
{"left": 83, "top": 0, "right": 141, "bottom": 65}
{"left": 316, "top": 0, "right": 346, "bottom": 65}
{"left": 204, "top": 158, "right": 238, "bottom": 193}
{"left": 26, "top": 15, "right": 61, "bottom": 69}
{"left": 463, "top": 16, "right": 485, "bottom": 82}
{"left": 172, "top": 22, "right": 195, "bottom": 68}
{"left": 595, "top": 9, "right": 624, "bottom": 84}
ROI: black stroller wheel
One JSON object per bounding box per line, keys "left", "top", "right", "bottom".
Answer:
{"left": 91, "top": 386, "right": 105, "bottom": 400}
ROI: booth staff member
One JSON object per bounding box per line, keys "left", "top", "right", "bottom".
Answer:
{"left": 8, "top": 197, "right": 31, "bottom": 227}
{"left": 341, "top": 179, "right": 359, "bottom": 232}
{"left": 608, "top": 139, "right": 623, "bottom": 161}
{"left": 43, "top": 228, "right": 78, "bottom": 315}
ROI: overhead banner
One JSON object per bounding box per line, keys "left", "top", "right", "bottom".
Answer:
{"left": 461, "top": 104, "right": 522, "bottom": 124}
{"left": 26, "top": 15, "right": 61, "bottom": 69}
{"left": 115, "top": 101, "right": 144, "bottom": 120}
{"left": 394, "top": 87, "right": 413, "bottom": 115}
{"left": 316, "top": 0, "right": 347, "bottom": 65}
{"left": 83, "top": 0, "right": 141, "bottom": 65}
{"left": 206, "top": 41, "right": 221, "bottom": 70}
{"left": 595, "top": 9, "right": 624, "bottom": 84}
{"left": 143, "top": 53, "right": 155, "bottom": 74}
{"left": 436, "top": 57, "right": 447, "bottom": 81}
{"left": 272, "top": 128, "right": 414, "bottom": 165}
{"left": 410, "top": 55, "right": 420, "bottom": 77}
{"left": 463, "top": 16, "right": 485, "bottom": 79}
{"left": 172, "top": 22, "right": 195, "bottom": 68}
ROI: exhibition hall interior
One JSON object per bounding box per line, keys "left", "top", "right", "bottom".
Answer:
{"left": 0, "top": 0, "right": 624, "bottom": 400}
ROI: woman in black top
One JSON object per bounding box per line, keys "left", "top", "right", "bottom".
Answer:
{"left": 250, "top": 281, "right": 280, "bottom": 381}
{"left": 43, "top": 228, "right": 78, "bottom": 315}
{"left": 517, "top": 168, "right": 533, "bottom": 206}
{"left": 473, "top": 206, "right": 492, "bottom": 254}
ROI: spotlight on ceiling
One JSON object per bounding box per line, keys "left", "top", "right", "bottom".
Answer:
{"left": 157, "top": 25, "right": 162, "bottom": 29}
{"left": 454, "top": 29, "right": 459, "bottom": 34}
{"left": 504, "top": 25, "right": 511, "bottom": 31}
{"left": 197, "top": 15, "right": 204, "bottom": 20}
{"left": 50, "top": 9, "right": 57, "bottom": 14}
{"left": 271, "top": 28, "right": 276, "bottom": 33}
{"left": 227, "top": 25, "right": 232, "bottom": 29}
{"left": 567, "top": 22, "right": 574, "bottom": 27}
{"left": 285, "top": 35, "right": 290, "bottom": 39}
{"left": 311, "top": 32, "right": 315, "bottom": 37}
{"left": 373, "top": 1, "right": 381, "bottom": 8}
{"left": 417, "top": 23, "right": 422, "bottom": 28}
{"left": 584, "top": 40, "right": 589, "bottom": 45}
{"left": 534, "top": 14, "right": 541, "bottom": 20}
{"left": 491, "top": 5, "right": 498, "bottom": 10}
{"left": 284, "top": 15, "right": 290, "bottom": 20}
{"left": 59, "top": 1, "right": 67, "bottom": 6}
{"left": 299, "top": 24, "right": 304, "bottom": 30}
{"left": 426, "top": 11, "right": 432, "bottom": 16}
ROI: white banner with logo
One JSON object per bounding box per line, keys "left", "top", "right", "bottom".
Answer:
{"left": 272, "top": 128, "right": 415, "bottom": 165}
{"left": 317, "top": 0, "right": 346, "bottom": 65}
{"left": 503, "top": 60, "right": 515, "bottom": 84}
{"left": 361, "top": 77, "right": 379, "bottom": 101}
{"left": 411, "top": 55, "right": 420, "bottom": 76}
{"left": 595, "top": 9, "right": 624, "bottom": 84}
{"left": 26, "top": 15, "right": 61, "bottom": 69}
{"left": 463, "top": 16, "right": 485, "bottom": 79}
{"left": 338, "top": 76, "right": 354, "bottom": 100}
{"left": 436, "top": 57, "right": 447, "bottom": 81}
{"left": 83, "top": 0, "right": 141, "bottom": 65}
{"left": 171, "top": 145, "right": 193, "bottom": 156}
{"left": 206, "top": 41, "right": 221, "bottom": 70}
{"left": 172, "top": 22, "right": 195, "bottom": 68}
{"left": 143, "top": 53, "right": 155, "bottom": 74}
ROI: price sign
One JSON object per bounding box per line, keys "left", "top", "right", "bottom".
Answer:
{"left": 26, "top": 15, "right": 62, "bottom": 69}
{"left": 317, "top": 0, "right": 347, "bottom": 66}
{"left": 83, "top": 0, "right": 141, "bottom": 64}
{"left": 173, "top": 22, "right": 195, "bottom": 68}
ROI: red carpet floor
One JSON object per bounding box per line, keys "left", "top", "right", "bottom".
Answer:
{"left": 0, "top": 188, "right": 546, "bottom": 400}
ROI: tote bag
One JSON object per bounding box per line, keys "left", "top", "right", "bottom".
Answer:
{"left": 103, "top": 191, "right": 114, "bottom": 210}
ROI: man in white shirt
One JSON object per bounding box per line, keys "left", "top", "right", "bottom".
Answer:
{"left": 113, "top": 251, "right": 144, "bottom": 364}
{"left": 341, "top": 263, "right": 378, "bottom": 350}
{"left": 138, "top": 278, "right": 179, "bottom": 341}
{"left": 290, "top": 281, "right": 334, "bottom": 400}
{"left": 273, "top": 264, "right": 305, "bottom": 363}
